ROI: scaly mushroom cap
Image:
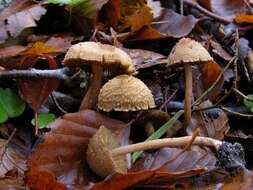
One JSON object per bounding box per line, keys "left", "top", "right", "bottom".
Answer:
{"left": 63, "top": 42, "right": 135, "bottom": 74}
{"left": 86, "top": 126, "right": 127, "bottom": 177}
{"left": 98, "top": 75, "right": 156, "bottom": 112}
{"left": 167, "top": 38, "right": 213, "bottom": 67}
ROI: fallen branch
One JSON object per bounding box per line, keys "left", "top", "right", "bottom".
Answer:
{"left": 0, "top": 67, "right": 71, "bottom": 81}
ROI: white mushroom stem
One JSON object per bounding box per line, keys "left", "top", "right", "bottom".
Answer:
{"left": 111, "top": 136, "right": 222, "bottom": 157}
{"left": 184, "top": 64, "right": 192, "bottom": 128}
{"left": 79, "top": 63, "right": 103, "bottom": 110}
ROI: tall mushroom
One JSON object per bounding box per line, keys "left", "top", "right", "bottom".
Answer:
{"left": 98, "top": 74, "right": 155, "bottom": 112}
{"left": 63, "top": 42, "right": 135, "bottom": 110}
{"left": 167, "top": 38, "right": 213, "bottom": 128}
{"left": 87, "top": 125, "right": 222, "bottom": 177}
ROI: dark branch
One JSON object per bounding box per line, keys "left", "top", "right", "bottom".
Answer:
{"left": 0, "top": 67, "right": 71, "bottom": 81}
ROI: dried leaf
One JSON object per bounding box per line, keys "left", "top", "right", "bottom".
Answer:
{"left": 210, "top": 40, "right": 233, "bottom": 61}
{"left": 197, "top": 0, "right": 247, "bottom": 19}
{"left": 123, "top": 48, "right": 166, "bottom": 70}
{"left": 187, "top": 101, "right": 230, "bottom": 140}
{"left": 27, "top": 110, "right": 128, "bottom": 189}
{"left": 102, "top": 0, "right": 121, "bottom": 28}
{"left": 0, "top": 139, "right": 26, "bottom": 178}
{"left": 200, "top": 61, "right": 224, "bottom": 100}
{"left": 92, "top": 148, "right": 218, "bottom": 190}
{"left": 130, "top": 9, "right": 198, "bottom": 40}
{"left": 0, "top": 1, "right": 46, "bottom": 43}
{"left": 119, "top": 0, "right": 153, "bottom": 32}
{"left": 235, "top": 14, "right": 253, "bottom": 23}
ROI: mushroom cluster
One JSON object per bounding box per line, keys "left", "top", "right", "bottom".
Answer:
{"left": 63, "top": 42, "right": 135, "bottom": 110}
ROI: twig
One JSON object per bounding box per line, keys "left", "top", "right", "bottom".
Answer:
{"left": 159, "top": 89, "right": 178, "bottom": 110}
{"left": 220, "top": 106, "right": 253, "bottom": 118}
{"left": 0, "top": 67, "right": 71, "bottom": 81}
{"left": 183, "top": 0, "right": 232, "bottom": 24}
{"left": 232, "top": 88, "right": 253, "bottom": 100}
{"left": 180, "top": 0, "right": 184, "bottom": 15}
{"left": 193, "top": 57, "right": 236, "bottom": 107}
{"left": 50, "top": 93, "right": 68, "bottom": 114}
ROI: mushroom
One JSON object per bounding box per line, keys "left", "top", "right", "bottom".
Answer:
{"left": 87, "top": 125, "right": 222, "bottom": 177}
{"left": 167, "top": 38, "right": 213, "bottom": 128}
{"left": 63, "top": 42, "right": 135, "bottom": 110}
{"left": 98, "top": 74, "right": 155, "bottom": 112}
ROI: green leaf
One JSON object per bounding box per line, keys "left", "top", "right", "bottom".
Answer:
{"left": 47, "top": 0, "right": 109, "bottom": 19}
{"left": 132, "top": 110, "right": 184, "bottom": 163}
{"left": 0, "top": 105, "right": 8, "bottom": 123}
{"left": 243, "top": 94, "right": 253, "bottom": 113}
{"left": 0, "top": 88, "right": 25, "bottom": 120}
{"left": 31, "top": 113, "right": 56, "bottom": 129}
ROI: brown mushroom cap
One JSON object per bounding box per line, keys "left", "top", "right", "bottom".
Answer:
{"left": 167, "top": 38, "right": 213, "bottom": 67}
{"left": 86, "top": 126, "right": 127, "bottom": 177}
{"left": 98, "top": 75, "right": 156, "bottom": 112}
{"left": 63, "top": 42, "right": 135, "bottom": 74}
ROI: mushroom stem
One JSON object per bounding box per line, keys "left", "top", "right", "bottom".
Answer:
{"left": 183, "top": 64, "right": 192, "bottom": 128}
{"left": 79, "top": 63, "right": 103, "bottom": 110}
{"left": 111, "top": 136, "right": 222, "bottom": 157}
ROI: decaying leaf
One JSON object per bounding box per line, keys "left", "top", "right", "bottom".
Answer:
{"left": 188, "top": 101, "right": 230, "bottom": 140}
{"left": 123, "top": 48, "right": 166, "bottom": 70}
{"left": 197, "top": 0, "right": 248, "bottom": 19}
{"left": 0, "top": 139, "right": 26, "bottom": 178}
{"left": 0, "top": 0, "right": 46, "bottom": 43}
{"left": 27, "top": 110, "right": 129, "bottom": 189}
{"left": 130, "top": 9, "right": 198, "bottom": 40}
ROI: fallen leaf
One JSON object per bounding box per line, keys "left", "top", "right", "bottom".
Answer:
{"left": 0, "top": 139, "right": 26, "bottom": 178}
{"left": 27, "top": 110, "right": 129, "bottom": 189}
{"left": 119, "top": 0, "right": 153, "bottom": 32}
{"left": 187, "top": 101, "right": 230, "bottom": 140}
{"left": 129, "top": 9, "right": 198, "bottom": 40}
{"left": 0, "top": 0, "right": 46, "bottom": 43}
{"left": 123, "top": 48, "right": 166, "bottom": 70}
{"left": 91, "top": 147, "right": 218, "bottom": 190}
{"left": 101, "top": 0, "right": 121, "bottom": 28}
{"left": 210, "top": 40, "right": 233, "bottom": 61}
{"left": 200, "top": 60, "right": 224, "bottom": 100}
{"left": 235, "top": 14, "right": 253, "bottom": 23}
{"left": 197, "top": 0, "right": 248, "bottom": 19}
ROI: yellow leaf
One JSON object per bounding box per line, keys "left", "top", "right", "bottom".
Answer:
{"left": 235, "top": 15, "right": 253, "bottom": 24}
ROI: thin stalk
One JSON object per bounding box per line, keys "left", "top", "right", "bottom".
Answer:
{"left": 184, "top": 64, "right": 192, "bottom": 128}
{"left": 79, "top": 63, "right": 103, "bottom": 110}
{"left": 111, "top": 136, "right": 222, "bottom": 156}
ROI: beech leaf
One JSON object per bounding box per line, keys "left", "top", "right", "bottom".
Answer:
{"left": 0, "top": 88, "right": 25, "bottom": 123}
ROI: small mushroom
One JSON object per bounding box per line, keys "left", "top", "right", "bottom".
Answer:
{"left": 63, "top": 42, "right": 135, "bottom": 110}
{"left": 167, "top": 38, "right": 213, "bottom": 128}
{"left": 98, "top": 74, "right": 155, "bottom": 112}
{"left": 87, "top": 126, "right": 222, "bottom": 177}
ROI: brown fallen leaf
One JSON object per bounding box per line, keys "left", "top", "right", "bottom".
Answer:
{"left": 91, "top": 147, "right": 217, "bottom": 190}
{"left": 27, "top": 110, "right": 129, "bottom": 189}
{"left": 130, "top": 9, "right": 199, "bottom": 40}
{"left": 0, "top": 0, "right": 46, "bottom": 43}
{"left": 187, "top": 101, "right": 230, "bottom": 140}
{"left": 210, "top": 40, "right": 233, "bottom": 61}
{"left": 0, "top": 139, "right": 26, "bottom": 178}
{"left": 123, "top": 48, "right": 166, "bottom": 70}
{"left": 235, "top": 15, "right": 253, "bottom": 24}
{"left": 197, "top": 0, "right": 248, "bottom": 19}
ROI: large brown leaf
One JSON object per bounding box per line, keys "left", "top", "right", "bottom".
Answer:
{"left": 188, "top": 102, "right": 230, "bottom": 140}
{"left": 197, "top": 0, "right": 247, "bottom": 19}
{"left": 91, "top": 147, "right": 218, "bottom": 189}
{"left": 130, "top": 9, "right": 198, "bottom": 40}
{"left": 27, "top": 110, "right": 129, "bottom": 189}
{"left": 0, "top": 0, "right": 46, "bottom": 43}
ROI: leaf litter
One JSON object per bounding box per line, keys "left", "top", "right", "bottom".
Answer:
{"left": 0, "top": 0, "right": 253, "bottom": 189}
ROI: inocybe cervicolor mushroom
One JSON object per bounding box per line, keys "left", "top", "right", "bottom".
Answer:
{"left": 63, "top": 42, "right": 135, "bottom": 110}
{"left": 98, "top": 74, "right": 156, "bottom": 112}
{"left": 87, "top": 126, "right": 223, "bottom": 177}
{"left": 167, "top": 38, "right": 213, "bottom": 128}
